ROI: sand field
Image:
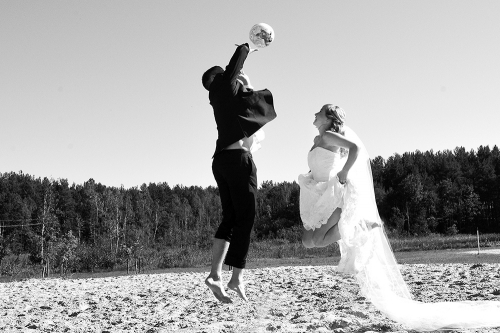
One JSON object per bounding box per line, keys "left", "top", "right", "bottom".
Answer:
{"left": 1, "top": 260, "right": 500, "bottom": 333}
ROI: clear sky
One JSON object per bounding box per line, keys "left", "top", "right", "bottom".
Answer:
{"left": 1, "top": 1, "right": 499, "bottom": 189}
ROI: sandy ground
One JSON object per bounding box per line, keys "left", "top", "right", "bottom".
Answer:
{"left": 1, "top": 262, "right": 500, "bottom": 333}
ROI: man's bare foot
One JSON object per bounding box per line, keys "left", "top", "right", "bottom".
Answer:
{"left": 205, "top": 276, "right": 232, "bottom": 303}
{"left": 227, "top": 281, "right": 248, "bottom": 301}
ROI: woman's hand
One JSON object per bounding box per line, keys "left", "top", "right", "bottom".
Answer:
{"left": 337, "top": 170, "right": 348, "bottom": 185}
{"left": 235, "top": 44, "right": 259, "bottom": 54}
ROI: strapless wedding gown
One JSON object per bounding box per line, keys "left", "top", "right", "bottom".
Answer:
{"left": 298, "top": 147, "right": 346, "bottom": 230}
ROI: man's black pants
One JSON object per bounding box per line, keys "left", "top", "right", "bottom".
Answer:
{"left": 212, "top": 149, "right": 257, "bottom": 269}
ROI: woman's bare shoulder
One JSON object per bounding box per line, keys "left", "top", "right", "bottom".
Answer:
{"left": 323, "top": 130, "right": 357, "bottom": 150}
{"left": 323, "top": 130, "right": 342, "bottom": 137}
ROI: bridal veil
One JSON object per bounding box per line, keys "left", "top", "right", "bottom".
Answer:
{"left": 336, "top": 126, "right": 500, "bottom": 331}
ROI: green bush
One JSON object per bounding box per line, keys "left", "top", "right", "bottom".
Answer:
{"left": 75, "top": 243, "right": 116, "bottom": 272}
{"left": 0, "top": 253, "right": 38, "bottom": 280}
{"left": 446, "top": 224, "right": 459, "bottom": 236}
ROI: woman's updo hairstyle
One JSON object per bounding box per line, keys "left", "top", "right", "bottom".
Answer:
{"left": 324, "top": 105, "right": 348, "bottom": 156}
{"left": 324, "top": 105, "right": 346, "bottom": 135}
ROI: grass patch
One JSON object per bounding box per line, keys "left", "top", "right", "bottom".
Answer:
{"left": 248, "top": 233, "right": 500, "bottom": 262}
{"left": 1, "top": 234, "right": 498, "bottom": 282}
{"left": 393, "top": 247, "right": 500, "bottom": 265}
{"left": 388, "top": 233, "right": 500, "bottom": 252}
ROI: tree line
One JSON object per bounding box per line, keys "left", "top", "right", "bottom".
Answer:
{"left": 371, "top": 145, "right": 499, "bottom": 235}
{"left": 0, "top": 144, "right": 498, "bottom": 276}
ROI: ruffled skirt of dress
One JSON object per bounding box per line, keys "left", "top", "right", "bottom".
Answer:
{"left": 298, "top": 171, "right": 345, "bottom": 230}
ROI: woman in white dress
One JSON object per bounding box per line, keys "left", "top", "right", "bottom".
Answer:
{"left": 299, "top": 104, "right": 359, "bottom": 248}
{"left": 299, "top": 104, "right": 500, "bottom": 332}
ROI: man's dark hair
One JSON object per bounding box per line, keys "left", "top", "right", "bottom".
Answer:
{"left": 202, "top": 66, "right": 224, "bottom": 91}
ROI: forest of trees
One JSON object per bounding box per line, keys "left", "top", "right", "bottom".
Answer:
{"left": 0, "top": 145, "right": 499, "bottom": 277}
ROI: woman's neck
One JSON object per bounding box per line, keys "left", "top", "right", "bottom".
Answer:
{"left": 318, "top": 124, "right": 330, "bottom": 136}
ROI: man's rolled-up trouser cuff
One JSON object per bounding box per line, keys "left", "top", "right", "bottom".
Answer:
{"left": 214, "top": 232, "right": 231, "bottom": 242}
{"left": 224, "top": 256, "right": 245, "bottom": 269}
